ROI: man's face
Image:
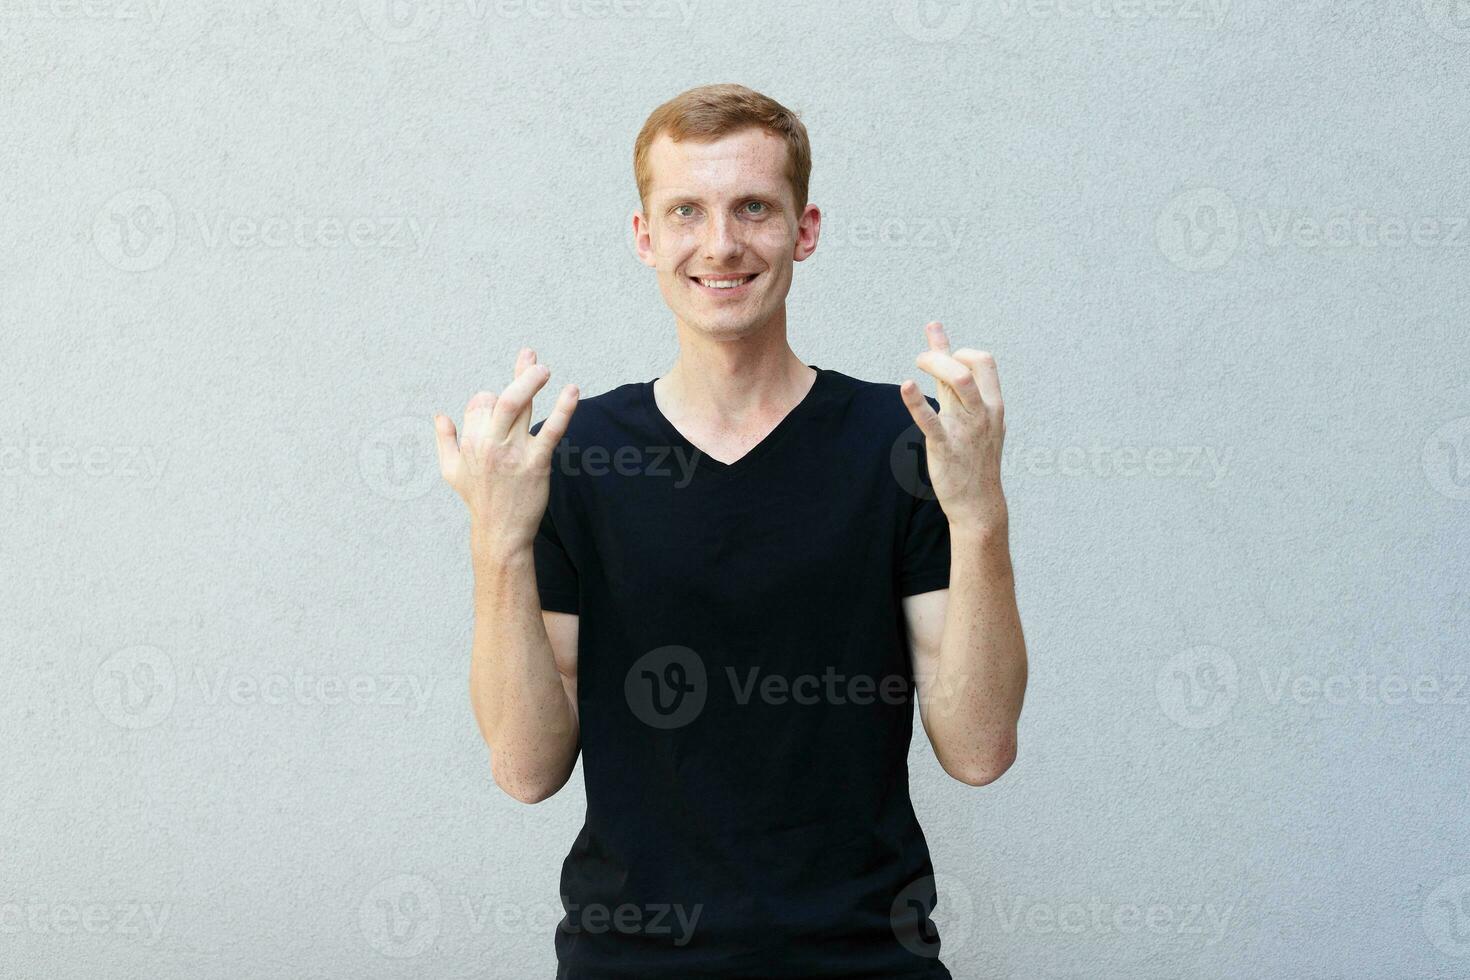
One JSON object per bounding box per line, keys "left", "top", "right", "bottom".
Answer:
{"left": 634, "top": 127, "right": 819, "bottom": 341}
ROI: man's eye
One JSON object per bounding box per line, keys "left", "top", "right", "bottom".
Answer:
{"left": 744, "top": 201, "right": 767, "bottom": 214}
{"left": 673, "top": 205, "right": 696, "bottom": 218}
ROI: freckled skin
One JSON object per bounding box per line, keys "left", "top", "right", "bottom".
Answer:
{"left": 633, "top": 127, "right": 821, "bottom": 346}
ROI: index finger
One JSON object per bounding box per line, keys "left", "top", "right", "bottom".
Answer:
{"left": 953, "top": 349, "right": 1002, "bottom": 410}
{"left": 925, "top": 321, "right": 951, "bottom": 354}
{"left": 489, "top": 362, "right": 550, "bottom": 442}
{"left": 512, "top": 347, "right": 537, "bottom": 431}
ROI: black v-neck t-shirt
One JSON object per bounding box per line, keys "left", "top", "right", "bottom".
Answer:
{"left": 529, "top": 366, "right": 954, "bottom": 979}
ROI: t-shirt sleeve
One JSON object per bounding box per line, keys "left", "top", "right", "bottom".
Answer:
{"left": 896, "top": 398, "right": 952, "bottom": 597}
{"left": 533, "top": 502, "right": 580, "bottom": 613}
{"left": 529, "top": 417, "right": 580, "bottom": 614}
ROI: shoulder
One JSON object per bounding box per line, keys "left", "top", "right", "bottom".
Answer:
{"left": 819, "top": 367, "right": 939, "bottom": 432}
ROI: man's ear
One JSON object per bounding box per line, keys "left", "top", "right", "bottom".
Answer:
{"left": 632, "top": 210, "right": 657, "bottom": 269}
{"left": 793, "top": 203, "right": 821, "bottom": 262}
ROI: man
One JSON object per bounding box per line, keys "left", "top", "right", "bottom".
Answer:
{"left": 433, "top": 83, "right": 1027, "bottom": 979}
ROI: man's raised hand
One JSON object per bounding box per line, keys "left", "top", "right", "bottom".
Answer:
{"left": 899, "top": 321, "right": 1008, "bottom": 532}
{"left": 433, "top": 348, "right": 579, "bottom": 557}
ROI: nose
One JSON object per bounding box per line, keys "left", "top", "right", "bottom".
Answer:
{"left": 702, "top": 210, "right": 743, "bottom": 264}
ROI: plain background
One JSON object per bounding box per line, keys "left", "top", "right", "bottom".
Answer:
{"left": 4, "top": 1, "right": 1469, "bottom": 977}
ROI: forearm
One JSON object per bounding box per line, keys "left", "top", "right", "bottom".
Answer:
{"left": 929, "top": 516, "right": 1028, "bottom": 781}
{"left": 468, "top": 536, "right": 578, "bottom": 802}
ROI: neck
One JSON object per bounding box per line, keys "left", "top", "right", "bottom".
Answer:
{"left": 659, "top": 310, "right": 814, "bottom": 425}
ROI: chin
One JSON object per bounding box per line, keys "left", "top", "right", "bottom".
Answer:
{"left": 683, "top": 322, "right": 746, "bottom": 342}
{"left": 691, "top": 311, "right": 766, "bottom": 339}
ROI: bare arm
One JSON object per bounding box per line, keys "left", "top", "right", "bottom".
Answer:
{"left": 467, "top": 548, "right": 581, "bottom": 803}
{"left": 903, "top": 522, "right": 1027, "bottom": 786}
{"left": 435, "top": 348, "right": 581, "bottom": 804}
{"left": 900, "top": 322, "right": 1028, "bottom": 786}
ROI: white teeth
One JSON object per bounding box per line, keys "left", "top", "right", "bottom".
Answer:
{"left": 697, "top": 275, "right": 754, "bottom": 289}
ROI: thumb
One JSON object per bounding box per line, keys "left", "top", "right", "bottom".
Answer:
{"left": 899, "top": 380, "right": 943, "bottom": 444}
{"left": 433, "top": 413, "right": 461, "bottom": 481}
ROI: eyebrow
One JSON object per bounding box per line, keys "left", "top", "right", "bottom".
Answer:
{"left": 652, "top": 188, "right": 785, "bottom": 205}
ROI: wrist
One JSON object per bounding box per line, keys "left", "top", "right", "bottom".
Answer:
{"left": 948, "top": 516, "right": 1009, "bottom": 545}
{"left": 948, "top": 514, "right": 1014, "bottom": 581}
{"left": 470, "top": 526, "right": 534, "bottom": 570}
{"left": 946, "top": 488, "right": 1009, "bottom": 540}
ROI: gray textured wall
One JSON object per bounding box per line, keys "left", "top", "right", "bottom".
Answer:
{"left": 4, "top": 2, "right": 1468, "bottom": 978}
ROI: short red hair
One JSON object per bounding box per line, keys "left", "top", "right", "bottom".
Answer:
{"left": 634, "top": 83, "right": 812, "bottom": 214}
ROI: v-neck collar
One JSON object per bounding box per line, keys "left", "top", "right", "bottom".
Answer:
{"left": 641, "top": 365, "right": 827, "bottom": 480}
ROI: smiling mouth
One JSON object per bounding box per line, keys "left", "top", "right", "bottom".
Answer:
{"left": 690, "top": 273, "right": 759, "bottom": 289}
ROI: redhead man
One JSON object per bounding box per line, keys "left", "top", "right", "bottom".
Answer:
{"left": 434, "top": 83, "right": 1027, "bottom": 979}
